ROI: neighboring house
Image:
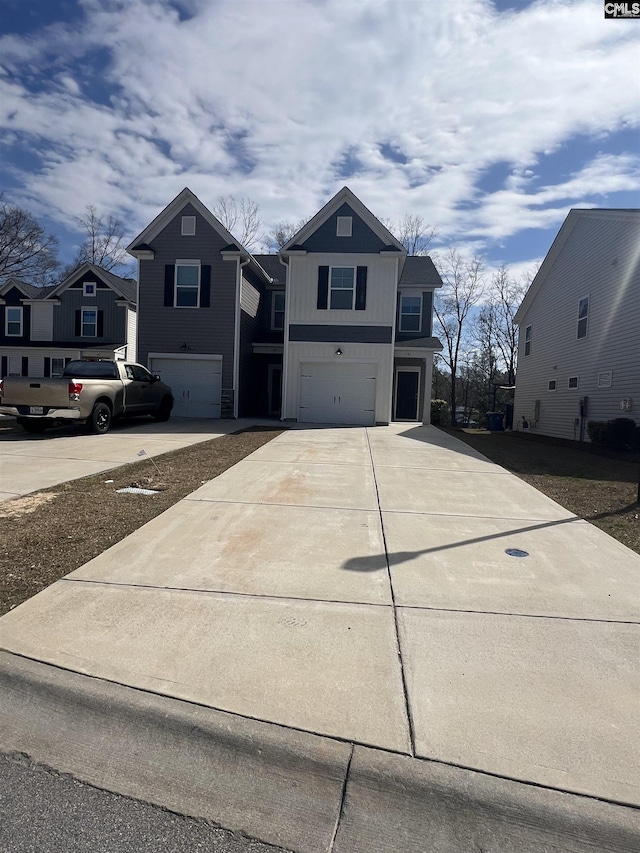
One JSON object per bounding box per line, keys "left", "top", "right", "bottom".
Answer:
{"left": 514, "top": 208, "right": 640, "bottom": 441}
{"left": 0, "top": 263, "right": 137, "bottom": 379}
{"left": 128, "top": 186, "right": 442, "bottom": 424}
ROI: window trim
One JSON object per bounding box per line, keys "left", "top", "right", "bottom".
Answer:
{"left": 524, "top": 325, "right": 532, "bottom": 356}
{"left": 81, "top": 307, "right": 98, "bottom": 338}
{"left": 181, "top": 215, "right": 196, "bottom": 236}
{"left": 51, "top": 357, "right": 65, "bottom": 377}
{"left": 83, "top": 281, "right": 97, "bottom": 297}
{"left": 5, "top": 306, "right": 23, "bottom": 337}
{"left": 329, "top": 265, "right": 356, "bottom": 310}
{"left": 271, "top": 291, "right": 285, "bottom": 330}
{"left": 399, "top": 293, "right": 422, "bottom": 333}
{"left": 577, "top": 296, "right": 589, "bottom": 340}
{"left": 568, "top": 376, "right": 579, "bottom": 390}
{"left": 548, "top": 380, "right": 557, "bottom": 392}
{"left": 174, "top": 260, "right": 201, "bottom": 308}
{"left": 336, "top": 216, "right": 353, "bottom": 237}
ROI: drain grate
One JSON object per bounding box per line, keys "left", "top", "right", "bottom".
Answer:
{"left": 505, "top": 548, "right": 529, "bottom": 558}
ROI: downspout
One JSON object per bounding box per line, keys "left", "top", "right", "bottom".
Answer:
{"left": 278, "top": 253, "right": 290, "bottom": 422}
{"left": 233, "top": 256, "right": 250, "bottom": 419}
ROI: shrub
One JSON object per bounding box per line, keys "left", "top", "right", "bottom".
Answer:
{"left": 587, "top": 421, "right": 607, "bottom": 444}
{"left": 430, "top": 399, "right": 449, "bottom": 426}
{"left": 604, "top": 418, "right": 636, "bottom": 451}
{"left": 630, "top": 425, "right": 640, "bottom": 453}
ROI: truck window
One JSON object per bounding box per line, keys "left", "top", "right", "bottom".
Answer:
{"left": 62, "top": 360, "right": 118, "bottom": 379}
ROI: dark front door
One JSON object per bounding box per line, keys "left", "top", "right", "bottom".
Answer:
{"left": 268, "top": 364, "right": 282, "bottom": 416}
{"left": 395, "top": 369, "right": 420, "bottom": 420}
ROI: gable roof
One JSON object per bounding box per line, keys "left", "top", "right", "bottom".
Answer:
{"left": 48, "top": 262, "right": 137, "bottom": 303}
{"left": 398, "top": 256, "right": 443, "bottom": 289}
{"left": 514, "top": 208, "right": 640, "bottom": 324}
{"left": 252, "top": 254, "right": 285, "bottom": 284}
{"left": 0, "top": 278, "right": 58, "bottom": 300}
{"left": 127, "top": 187, "right": 250, "bottom": 258}
{"left": 280, "top": 186, "right": 406, "bottom": 254}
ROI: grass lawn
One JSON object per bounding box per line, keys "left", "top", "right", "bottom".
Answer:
{"left": 443, "top": 427, "right": 640, "bottom": 555}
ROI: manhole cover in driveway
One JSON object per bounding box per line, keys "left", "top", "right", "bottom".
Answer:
{"left": 505, "top": 548, "right": 529, "bottom": 558}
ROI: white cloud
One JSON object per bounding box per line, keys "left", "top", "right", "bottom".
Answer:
{"left": 0, "top": 0, "right": 638, "bottom": 262}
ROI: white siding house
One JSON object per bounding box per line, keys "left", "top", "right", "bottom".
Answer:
{"left": 513, "top": 209, "right": 640, "bottom": 441}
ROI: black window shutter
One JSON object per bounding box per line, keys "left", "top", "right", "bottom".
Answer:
{"left": 75, "top": 310, "right": 81, "bottom": 336}
{"left": 201, "top": 265, "right": 211, "bottom": 308}
{"left": 1, "top": 356, "right": 7, "bottom": 378}
{"left": 317, "top": 266, "right": 329, "bottom": 310}
{"left": 422, "top": 291, "right": 433, "bottom": 336}
{"left": 22, "top": 357, "right": 29, "bottom": 376}
{"left": 97, "top": 311, "right": 104, "bottom": 337}
{"left": 65, "top": 358, "right": 72, "bottom": 366}
{"left": 355, "top": 266, "right": 367, "bottom": 310}
{"left": 44, "top": 357, "right": 51, "bottom": 378}
{"left": 164, "top": 265, "right": 175, "bottom": 307}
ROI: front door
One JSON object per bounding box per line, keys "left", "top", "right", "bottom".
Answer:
{"left": 395, "top": 368, "right": 420, "bottom": 420}
{"left": 268, "top": 364, "right": 282, "bottom": 417}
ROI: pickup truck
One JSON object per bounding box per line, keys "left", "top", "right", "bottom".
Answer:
{"left": 0, "top": 359, "right": 174, "bottom": 434}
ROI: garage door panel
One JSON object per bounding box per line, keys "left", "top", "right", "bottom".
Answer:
{"left": 149, "top": 357, "right": 222, "bottom": 418}
{"left": 299, "top": 362, "right": 376, "bottom": 426}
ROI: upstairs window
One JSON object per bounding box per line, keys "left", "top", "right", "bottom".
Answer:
{"left": 568, "top": 376, "right": 579, "bottom": 389}
{"left": 181, "top": 216, "right": 196, "bottom": 236}
{"left": 83, "top": 281, "right": 96, "bottom": 297}
{"left": 548, "top": 380, "right": 557, "bottom": 391}
{"left": 336, "top": 216, "right": 352, "bottom": 237}
{"left": 577, "top": 297, "right": 589, "bottom": 339}
{"left": 81, "top": 308, "right": 97, "bottom": 337}
{"left": 524, "top": 325, "right": 532, "bottom": 356}
{"left": 271, "top": 291, "right": 285, "bottom": 330}
{"left": 330, "top": 266, "right": 355, "bottom": 309}
{"left": 399, "top": 294, "right": 422, "bottom": 332}
{"left": 6, "top": 306, "right": 23, "bottom": 336}
{"left": 175, "top": 261, "right": 200, "bottom": 307}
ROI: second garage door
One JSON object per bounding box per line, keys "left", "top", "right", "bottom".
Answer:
{"left": 149, "top": 356, "right": 222, "bottom": 418}
{"left": 299, "top": 362, "right": 376, "bottom": 425}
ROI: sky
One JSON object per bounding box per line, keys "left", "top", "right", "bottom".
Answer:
{"left": 0, "top": 0, "right": 639, "bottom": 279}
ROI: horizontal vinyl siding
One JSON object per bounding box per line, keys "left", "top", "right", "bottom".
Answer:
{"left": 137, "top": 203, "right": 238, "bottom": 388}
{"left": 30, "top": 302, "right": 54, "bottom": 341}
{"left": 127, "top": 307, "right": 137, "bottom": 362}
{"left": 514, "top": 214, "right": 640, "bottom": 439}
{"left": 239, "top": 275, "right": 261, "bottom": 416}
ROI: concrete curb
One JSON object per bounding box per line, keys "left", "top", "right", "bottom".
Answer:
{"left": 1, "top": 651, "right": 638, "bottom": 853}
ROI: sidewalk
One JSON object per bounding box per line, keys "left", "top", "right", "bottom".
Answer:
{"left": 0, "top": 424, "right": 639, "bottom": 852}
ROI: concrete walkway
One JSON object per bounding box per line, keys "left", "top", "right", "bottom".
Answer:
{"left": 0, "top": 424, "right": 639, "bottom": 852}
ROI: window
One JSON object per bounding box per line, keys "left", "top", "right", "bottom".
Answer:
{"left": 568, "top": 376, "right": 579, "bottom": 389}
{"left": 399, "top": 294, "right": 422, "bottom": 332}
{"left": 524, "top": 325, "right": 532, "bottom": 356}
{"left": 181, "top": 216, "right": 196, "bottom": 236}
{"left": 577, "top": 297, "right": 589, "bottom": 339}
{"left": 125, "top": 364, "right": 153, "bottom": 382}
{"left": 597, "top": 371, "right": 612, "bottom": 388}
{"left": 81, "top": 308, "right": 97, "bottom": 337}
{"left": 175, "top": 262, "right": 200, "bottom": 307}
{"left": 548, "top": 380, "right": 557, "bottom": 391}
{"left": 329, "top": 267, "right": 355, "bottom": 309}
{"left": 6, "top": 306, "right": 22, "bottom": 336}
{"left": 83, "top": 281, "right": 96, "bottom": 297}
{"left": 336, "top": 216, "right": 352, "bottom": 237}
{"left": 51, "top": 357, "right": 64, "bottom": 377}
{"left": 271, "top": 291, "right": 285, "bottom": 330}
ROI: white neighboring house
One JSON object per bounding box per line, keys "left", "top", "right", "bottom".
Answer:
{"left": 514, "top": 208, "right": 640, "bottom": 441}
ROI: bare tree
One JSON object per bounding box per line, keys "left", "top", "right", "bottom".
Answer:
{"left": 265, "top": 218, "right": 308, "bottom": 251}
{"left": 433, "top": 248, "right": 485, "bottom": 425}
{"left": 382, "top": 213, "right": 436, "bottom": 255}
{"left": 0, "top": 195, "right": 59, "bottom": 283}
{"left": 485, "top": 265, "right": 530, "bottom": 385}
{"left": 71, "top": 205, "right": 130, "bottom": 273}
{"left": 212, "top": 195, "right": 263, "bottom": 252}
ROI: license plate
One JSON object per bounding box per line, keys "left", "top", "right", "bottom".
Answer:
{"left": 29, "top": 406, "right": 44, "bottom": 415}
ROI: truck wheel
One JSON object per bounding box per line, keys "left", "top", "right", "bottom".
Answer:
{"left": 153, "top": 396, "right": 173, "bottom": 422}
{"left": 18, "top": 418, "right": 47, "bottom": 434}
{"left": 88, "top": 402, "right": 111, "bottom": 434}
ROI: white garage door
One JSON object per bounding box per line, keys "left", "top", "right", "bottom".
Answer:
{"left": 299, "top": 362, "right": 376, "bottom": 425}
{"left": 149, "top": 357, "right": 222, "bottom": 418}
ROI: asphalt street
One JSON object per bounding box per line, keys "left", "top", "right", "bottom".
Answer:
{"left": 0, "top": 753, "right": 289, "bottom": 853}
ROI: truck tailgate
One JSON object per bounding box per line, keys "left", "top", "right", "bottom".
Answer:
{"left": 0, "top": 377, "right": 70, "bottom": 408}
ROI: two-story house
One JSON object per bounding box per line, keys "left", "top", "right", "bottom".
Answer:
{"left": 129, "top": 186, "right": 442, "bottom": 424}
{"left": 514, "top": 208, "right": 640, "bottom": 441}
{"left": 0, "top": 263, "right": 136, "bottom": 379}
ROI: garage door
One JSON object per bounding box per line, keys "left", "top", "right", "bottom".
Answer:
{"left": 149, "top": 357, "right": 222, "bottom": 418}
{"left": 299, "top": 362, "right": 376, "bottom": 425}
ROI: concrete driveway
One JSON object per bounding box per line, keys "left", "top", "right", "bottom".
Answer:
{"left": 0, "top": 423, "right": 639, "bottom": 853}
{"left": 0, "top": 416, "right": 260, "bottom": 502}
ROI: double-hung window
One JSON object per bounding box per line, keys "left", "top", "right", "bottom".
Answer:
{"left": 81, "top": 308, "right": 97, "bottom": 337}
{"left": 175, "top": 261, "right": 200, "bottom": 307}
{"left": 271, "top": 292, "right": 285, "bottom": 330}
{"left": 330, "top": 267, "right": 355, "bottom": 310}
{"left": 6, "top": 306, "right": 23, "bottom": 336}
{"left": 524, "top": 325, "right": 532, "bottom": 356}
{"left": 399, "top": 294, "right": 422, "bottom": 332}
{"left": 577, "top": 297, "right": 589, "bottom": 339}
{"left": 51, "top": 357, "right": 64, "bottom": 377}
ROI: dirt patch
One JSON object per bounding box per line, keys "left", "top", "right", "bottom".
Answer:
{"left": 0, "top": 426, "right": 283, "bottom": 616}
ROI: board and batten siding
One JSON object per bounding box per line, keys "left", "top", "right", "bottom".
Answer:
{"left": 53, "top": 288, "right": 126, "bottom": 344}
{"left": 238, "top": 273, "right": 262, "bottom": 416}
{"left": 30, "top": 302, "right": 54, "bottom": 341}
{"left": 136, "top": 202, "right": 238, "bottom": 389}
{"left": 514, "top": 213, "right": 640, "bottom": 440}
{"left": 126, "top": 306, "right": 137, "bottom": 362}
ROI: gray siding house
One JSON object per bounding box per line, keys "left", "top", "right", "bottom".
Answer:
{"left": 0, "top": 263, "right": 136, "bottom": 380}
{"left": 129, "top": 186, "right": 442, "bottom": 424}
{"left": 514, "top": 208, "right": 640, "bottom": 441}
